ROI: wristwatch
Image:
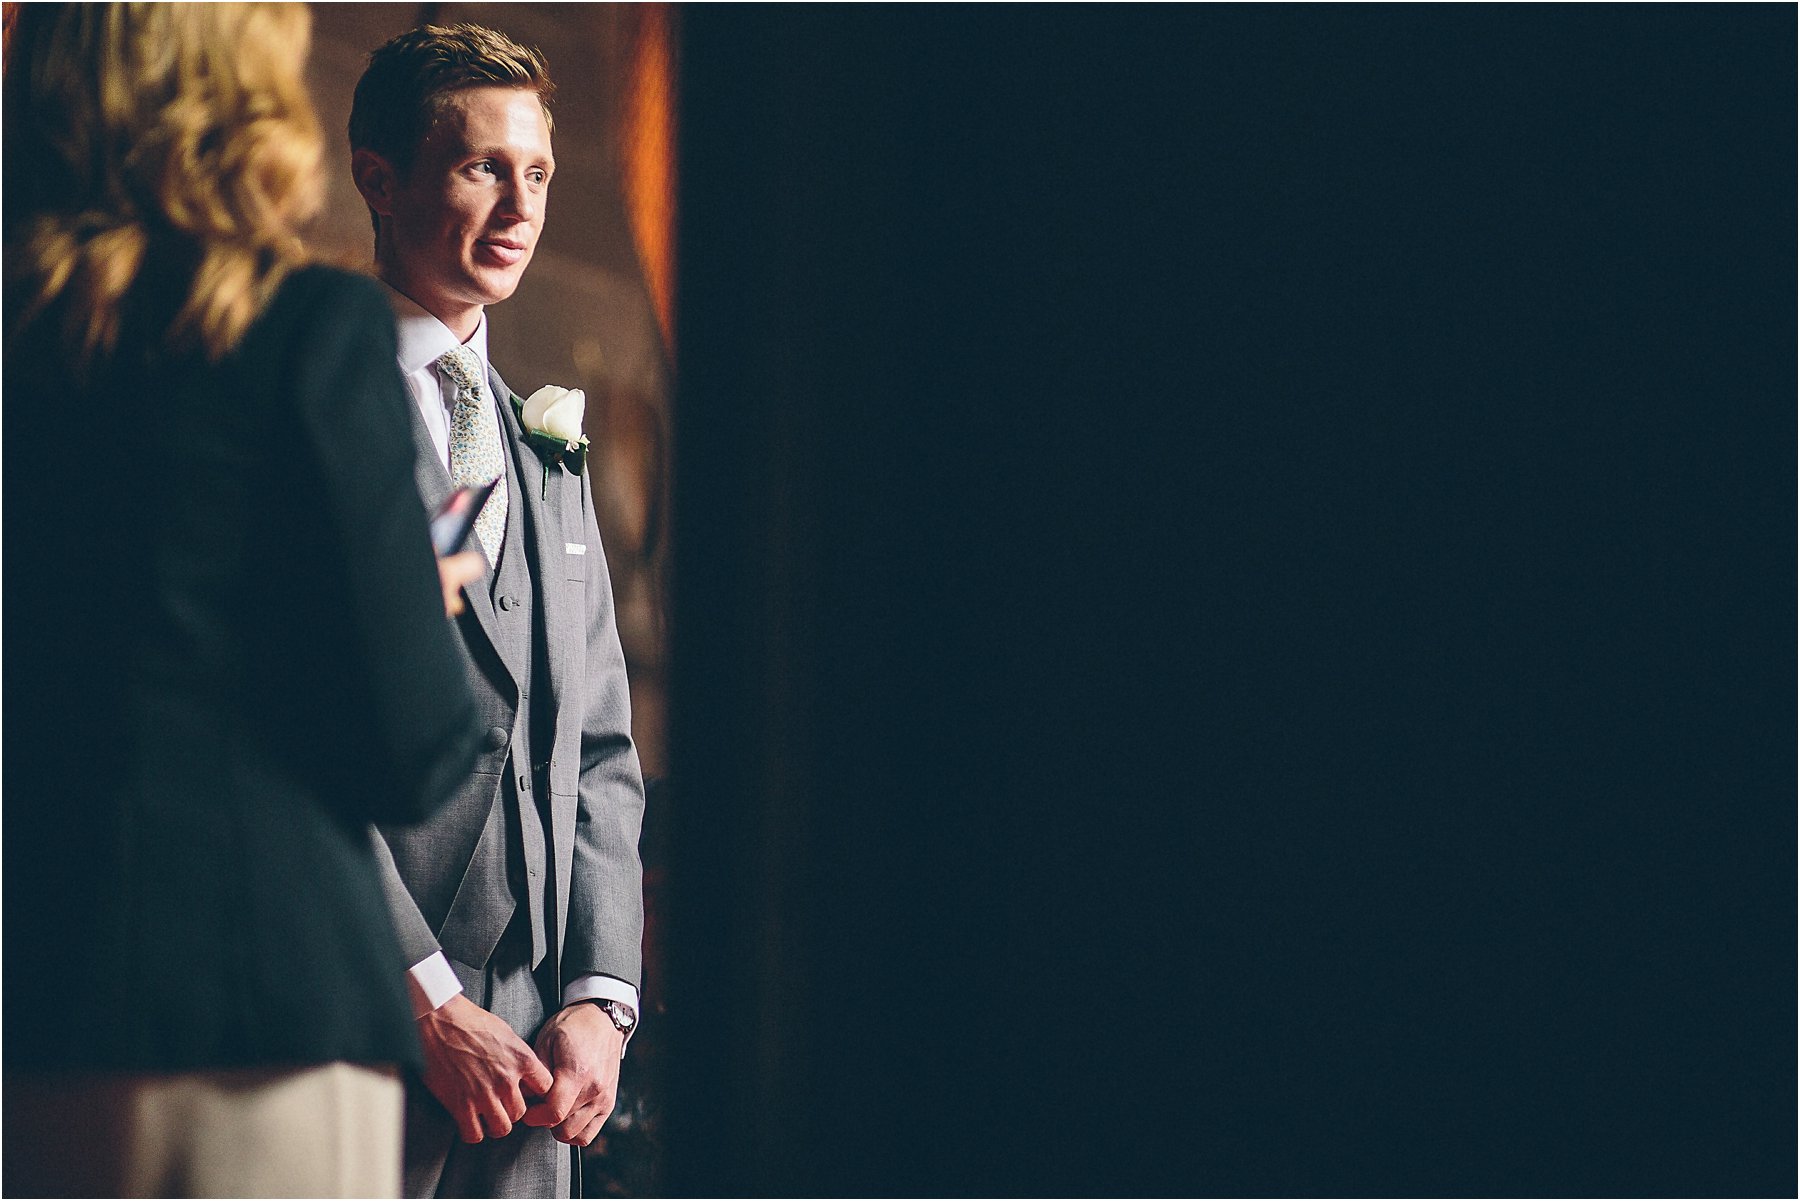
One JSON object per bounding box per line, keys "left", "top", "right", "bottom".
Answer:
{"left": 594, "top": 999, "right": 637, "bottom": 1037}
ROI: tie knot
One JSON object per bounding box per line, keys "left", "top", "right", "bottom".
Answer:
{"left": 435, "top": 345, "right": 483, "bottom": 391}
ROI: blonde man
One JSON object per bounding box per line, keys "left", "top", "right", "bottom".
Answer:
{"left": 349, "top": 24, "right": 648, "bottom": 1199}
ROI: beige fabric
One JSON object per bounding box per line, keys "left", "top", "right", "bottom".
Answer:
{"left": 3, "top": 1062, "right": 402, "bottom": 1198}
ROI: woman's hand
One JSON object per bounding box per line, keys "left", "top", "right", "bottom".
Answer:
{"left": 437, "top": 551, "right": 486, "bottom": 617}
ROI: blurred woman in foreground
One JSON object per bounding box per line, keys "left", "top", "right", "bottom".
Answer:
{"left": 3, "top": 5, "right": 484, "bottom": 1195}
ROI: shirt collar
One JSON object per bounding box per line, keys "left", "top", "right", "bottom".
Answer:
{"left": 382, "top": 281, "right": 490, "bottom": 386}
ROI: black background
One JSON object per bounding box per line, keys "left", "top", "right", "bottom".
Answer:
{"left": 667, "top": 7, "right": 1794, "bottom": 1195}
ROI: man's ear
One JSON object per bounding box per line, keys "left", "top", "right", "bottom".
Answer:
{"left": 351, "top": 148, "right": 399, "bottom": 216}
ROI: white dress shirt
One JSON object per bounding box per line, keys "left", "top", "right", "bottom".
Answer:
{"left": 383, "top": 284, "right": 640, "bottom": 1037}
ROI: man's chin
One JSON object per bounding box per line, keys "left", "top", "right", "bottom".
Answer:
{"left": 465, "top": 271, "right": 527, "bottom": 307}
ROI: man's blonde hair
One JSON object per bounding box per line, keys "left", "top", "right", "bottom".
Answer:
{"left": 4, "top": 3, "right": 323, "bottom": 366}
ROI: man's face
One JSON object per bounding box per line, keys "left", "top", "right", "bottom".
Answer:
{"left": 382, "top": 86, "right": 555, "bottom": 326}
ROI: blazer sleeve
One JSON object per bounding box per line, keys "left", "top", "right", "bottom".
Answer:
{"left": 284, "top": 272, "right": 484, "bottom": 826}
{"left": 368, "top": 825, "right": 445, "bottom": 968}
{"left": 562, "top": 461, "right": 649, "bottom": 991}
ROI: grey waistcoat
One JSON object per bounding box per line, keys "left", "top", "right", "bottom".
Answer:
{"left": 488, "top": 482, "right": 554, "bottom": 969}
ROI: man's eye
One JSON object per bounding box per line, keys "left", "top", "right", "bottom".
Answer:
{"left": 472, "top": 161, "right": 497, "bottom": 175}
{"left": 528, "top": 171, "right": 548, "bottom": 185}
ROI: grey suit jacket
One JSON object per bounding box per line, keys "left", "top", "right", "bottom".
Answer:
{"left": 372, "top": 360, "right": 646, "bottom": 997}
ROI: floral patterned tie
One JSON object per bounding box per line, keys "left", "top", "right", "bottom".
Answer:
{"left": 436, "top": 345, "right": 508, "bottom": 566}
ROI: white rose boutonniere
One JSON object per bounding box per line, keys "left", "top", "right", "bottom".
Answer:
{"left": 515, "top": 385, "right": 591, "bottom": 496}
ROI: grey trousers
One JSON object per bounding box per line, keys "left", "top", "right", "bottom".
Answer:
{"left": 403, "top": 922, "right": 574, "bottom": 1199}
{"left": 3, "top": 1062, "right": 403, "bottom": 1198}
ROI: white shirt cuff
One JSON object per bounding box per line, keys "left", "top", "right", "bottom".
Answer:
{"left": 562, "top": 974, "right": 640, "bottom": 1054}
{"left": 406, "top": 952, "right": 464, "bottom": 1019}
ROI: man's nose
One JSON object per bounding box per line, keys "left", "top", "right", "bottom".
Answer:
{"left": 498, "top": 173, "right": 541, "bottom": 223}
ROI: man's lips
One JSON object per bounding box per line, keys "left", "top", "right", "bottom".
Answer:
{"left": 474, "top": 238, "right": 528, "bottom": 266}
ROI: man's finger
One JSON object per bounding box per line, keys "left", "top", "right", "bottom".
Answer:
{"left": 482, "top": 1093, "right": 519, "bottom": 1139}
{"left": 504, "top": 1083, "right": 528, "bottom": 1123}
{"left": 574, "top": 1112, "right": 607, "bottom": 1147}
{"left": 555, "top": 1099, "right": 609, "bottom": 1145}
{"left": 454, "top": 1105, "right": 485, "bottom": 1145}
{"left": 552, "top": 1107, "right": 589, "bottom": 1144}
{"left": 522, "top": 1073, "right": 579, "bottom": 1127}
{"left": 519, "top": 1051, "right": 555, "bottom": 1097}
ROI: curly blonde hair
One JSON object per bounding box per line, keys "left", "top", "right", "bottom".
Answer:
{"left": 4, "top": 3, "right": 323, "bottom": 365}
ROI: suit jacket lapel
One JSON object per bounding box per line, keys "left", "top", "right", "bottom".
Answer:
{"left": 402, "top": 391, "right": 454, "bottom": 512}
{"left": 493, "top": 364, "right": 573, "bottom": 722}
{"left": 402, "top": 367, "right": 511, "bottom": 690}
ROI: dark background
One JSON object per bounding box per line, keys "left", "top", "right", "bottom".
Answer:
{"left": 667, "top": 6, "right": 1794, "bottom": 1196}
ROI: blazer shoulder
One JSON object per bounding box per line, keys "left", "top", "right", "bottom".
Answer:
{"left": 244, "top": 266, "right": 392, "bottom": 353}
{"left": 230, "top": 266, "right": 399, "bottom": 392}
{"left": 273, "top": 263, "right": 388, "bottom": 313}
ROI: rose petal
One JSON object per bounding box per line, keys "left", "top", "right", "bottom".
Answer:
{"left": 542, "top": 389, "right": 586, "bottom": 442}
{"left": 521, "top": 385, "right": 568, "bottom": 431}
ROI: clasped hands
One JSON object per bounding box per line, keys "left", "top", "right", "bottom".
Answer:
{"left": 417, "top": 993, "right": 623, "bottom": 1147}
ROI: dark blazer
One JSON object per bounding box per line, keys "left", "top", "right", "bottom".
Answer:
{"left": 2, "top": 265, "right": 484, "bottom": 1072}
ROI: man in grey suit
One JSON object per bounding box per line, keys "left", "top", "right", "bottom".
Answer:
{"left": 348, "top": 24, "right": 646, "bottom": 1198}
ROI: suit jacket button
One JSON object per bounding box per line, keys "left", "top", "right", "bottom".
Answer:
{"left": 518, "top": 774, "right": 530, "bottom": 793}
{"left": 484, "top": 726, "right": 508, "bottom": 750}
{"left": 499, "top": 594, "right": 516, "bottom": 611}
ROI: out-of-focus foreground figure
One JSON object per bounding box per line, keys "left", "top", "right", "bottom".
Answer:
{"left": 2, "top": 4, "right": 484, "bottom": 1195}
